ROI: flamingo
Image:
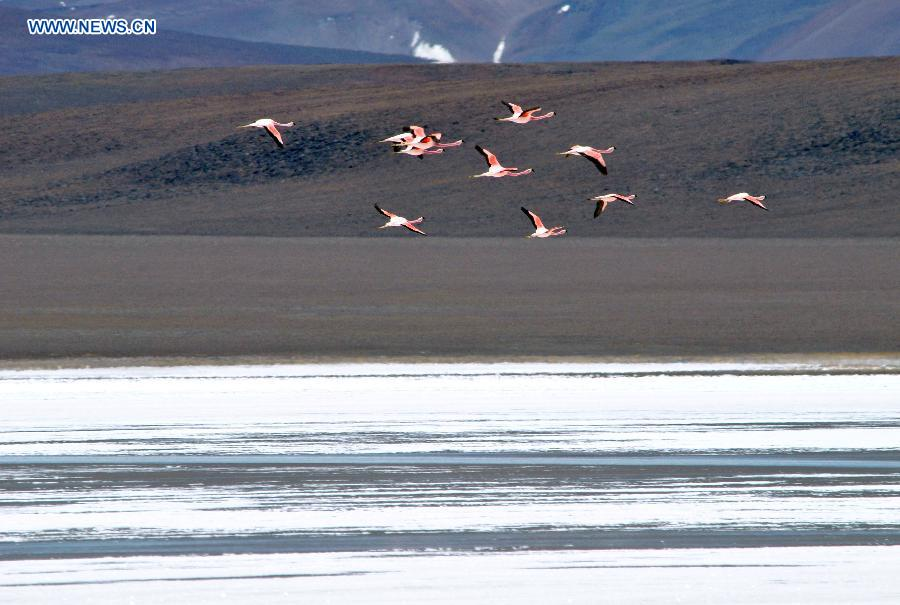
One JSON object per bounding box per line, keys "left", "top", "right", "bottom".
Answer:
{"left": 559, "top": 145, "right": 615, "bottom": 175}
{"left": 496, "top": 101, "right": 555, "bottom": 124}
{"left": 718, "top": 192, "right": 769, "bottom": 211}
{"left": 393, "top": 142, "right": 444, "bottom": 158}
{"left": 398, "top": 133, "right": 463, "bottom": 152}
{"left": 379, "top": 125, "right": 427, "bottom": 145}
{"left": 589, "top": 193, "right": 636, "bottom": 218}
{"left": 521, "top": 207, "right": 566, "bottom": 238}
{"left": 472, "top": 145, "right": 533, "bottom": 178}
{"left": 238, "top": 118, "right": 294, "bottom": 148}
{"left": 430, "top": 133, "right": 464, "bottom": 148}
{"left": 374, "top": 204, "right": 427, "bottom": 235}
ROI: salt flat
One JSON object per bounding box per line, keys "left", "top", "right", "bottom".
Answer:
{"left": 1, "top": 363, "right": 898, "bottom": 602}
{"left": 3, "top": 547, "right": 900, "bottom": 604}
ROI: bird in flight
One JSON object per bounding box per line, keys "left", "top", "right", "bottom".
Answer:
{"left": 559, "top": 145, "right": 616, "bottom": 175}
{"left": 380, "top": 125, "right": 428, "bottom": 145}
{"left": 521, "top": 207, "right": 566, "bottom": 238}
{"left": 428, "top": 132, "right": 464, "bottom": 148}
{"left": 394, "top": 132, "right": 463, "bottom": 154}
{"left": 238, "top": 118, "right": 295, "bottom": 148}
{"left": 392, "top": 141, "right": 444, "bottom": 158}
{"left": 496, "top": 101, "right": 555, "bottom": 124}
{"left": 589, "top": 193, "right": 636, "bottom": 218}
{"left": 472, "top": 145, "right": 533, "bottom": 178}
{"left": 718, "top": 192, "right": 769, "bottom": 211}
{"left": 374, "top": 204, "right": 427, "bottom": 235}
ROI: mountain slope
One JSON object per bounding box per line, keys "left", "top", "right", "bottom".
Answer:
{"left": 504, "top": 0, "right": 836, "bottom": 61}
{"left": 758, "top": 1, "right": 900, "bottom": 60}
{"left": 0, "top": 6, "right": 421, "bottom": 74}
{"left": 8, "top": 0, "right": 558, "bottom": 64}
{"left": 5, "top": 0, "right": 897, "bottom": 64}
{"left": 0, "top": 59, "right": 896, "bottom": 238}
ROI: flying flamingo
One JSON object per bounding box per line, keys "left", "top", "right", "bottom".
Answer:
{"left": 718, "top": 192, "right": 769, "bottom": 211}
{"left": 589, "top": 193, "right": 636, "bottom": 218}
{"left": 379, "top": 125, "right": 427, "bottom": 145}
{"left": 430, "top": 133, "right": 464, "bottom": 148}
{"left": 472, "top": 145, "right": 533, "bottom": 178}
{"left": 559, "top": 145, "right": 616, "bottom": 175}
{"left": 238, "top": 118, "right": 295, "bottom": 148}
{"left": 399, "top": 133, "right": 463, "bottom": 151}
{"left": 374, "top": 204, "right": 427, "bottom": 235}
{"left": 495, "top": 101, "right": 555, "bottom": 124}
{"left": 521, "top": 207, "right": 566, "bottom": 238}
{"left": 393, "top": 142, "right": 444, "bottom": 158}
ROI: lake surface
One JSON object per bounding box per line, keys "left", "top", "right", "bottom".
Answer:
{"left": 1, "top": 363, "right": 899, "bottom": 603}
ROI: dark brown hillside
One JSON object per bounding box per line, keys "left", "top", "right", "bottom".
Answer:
{"left": 0, "top": 58, "right": 897, "bottom": 237}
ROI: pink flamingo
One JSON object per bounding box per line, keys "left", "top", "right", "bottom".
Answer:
{"left": 590, "top": 193, "right": 636, "bottom": 218}
{"left": 472, "top": 145, "right": 533, "bottom": 178}
{"left": 238, "top": 118, "right": 294, "bottom": 148}
{"left": 379, "top": 125, "right": 427, "bottom": 145}
{"left": 374, "top": 204, "right": 427, "bottom": 235}
{"left": 393, "top": 141, "right": 444, "bottom": 158}
{"left": 559, "top": 145, "right": 616, "bottom": 175}
{"left": 496, "top": 101, "right": 555, "bottom": 124}
{"left": 521, "top": 207, "right": 566, "bottom": 238}
{"left": 400, "top": 133, "right": 463, "bottom": 151}
{"left": 718, "top": 192, "right": 769, "bottom": 211}
{"left": 430, "top": 133, "right": 464, "bottom": 148}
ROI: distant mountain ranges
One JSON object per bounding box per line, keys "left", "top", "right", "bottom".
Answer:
{"left": 0, "top": 6, "right": 421, "bottom": 75}
{"left": 1, "top": 0, "right": 898, "bottom": 73}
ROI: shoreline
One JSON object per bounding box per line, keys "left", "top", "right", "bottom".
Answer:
{"left": 1, "top": 352, "right": 898, "bottom": 372}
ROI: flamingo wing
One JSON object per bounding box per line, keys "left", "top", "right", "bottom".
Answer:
{"left": 501, "top": 101, "right": 523, "bottom": 115}
{"left": 380, "top": 132, "right": 412, "bottom": 143}
{"left": 581, "top": 149, "right": 608, "bottom": 174}
{"left": 521, "top": 207, "right": 544, "bottom": 230}
{"left": 264, "top": 124, "right": 285, "bottom": 148}
{"left": 475, "top": 145, "right": 500, "bottom": 167}
{"left": 745, "top": 196, "right": 769, "bottom": 211}
{"left": 374, "top": 204, "right": 396, "bottom": 218}
{"left": 403, "top": 221, "right": 427, "bottom": 235}
{"left": 594, "top": 200, "right": 609, "bottom": 218}
{"left": 404, "top": 136, "right": 434, "bottom": 151}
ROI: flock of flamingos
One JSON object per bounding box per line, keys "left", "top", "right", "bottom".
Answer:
{"left": 239, "top": 100, "right": 769, "bottom": 237}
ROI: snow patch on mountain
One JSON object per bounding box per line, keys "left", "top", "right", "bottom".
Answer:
{"left": 410, "top": 30, "right": 455, "bottom": 63}
{"left": 493, "top": 37, "right": 506, "bottom": 63}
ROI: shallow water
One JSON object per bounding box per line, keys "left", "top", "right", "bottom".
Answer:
{"left": 1, "top": 363, "right": 899, "bottom": 602}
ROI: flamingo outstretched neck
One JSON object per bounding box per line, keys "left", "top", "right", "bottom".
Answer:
{"left": 238, "top": 118, "right": 294, "bottom": 148}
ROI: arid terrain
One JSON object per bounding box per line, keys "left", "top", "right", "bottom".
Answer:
{"left": 0, "top": 58, "right": 897, "bottom": 238}
{"left": 0, "top": 59, "right": 897, "bottom": 362}
{"left": 1, "top": 235, "right": 897, "bottom": 361}
{"left": 1, "top": 29, "right": 898, "bottom": 605}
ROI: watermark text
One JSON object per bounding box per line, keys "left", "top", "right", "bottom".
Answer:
{"left": 27, "top": 18, "right": 157, "bottom": 36}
